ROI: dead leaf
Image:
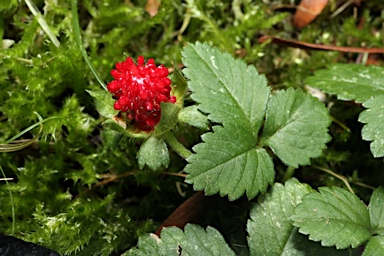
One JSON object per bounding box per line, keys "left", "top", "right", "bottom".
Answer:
{"left": 155, "top": 192, "right": 216, "bottom": 235}
{"left": 293, "top": 0, "right": 329, "bottom": 29}
{"left": 145, "top": 0, "right": 160, "bottom": 17}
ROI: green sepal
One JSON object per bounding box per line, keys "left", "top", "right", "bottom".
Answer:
{"left": 100, "top": 101, "right": 180, "bottom": 140}
{"left": 137, "top": 136, "right": 170, "bottom": 171}
{"left": 178, "top": 105, "right": 209, "bottom": 130}
{"left": 171, "top": 64, "right": 188, "bottom": 104}
{"left": 103, "top": 118, "right": 151, "bottom": 140}
{"left": 86, "top": 90, "right": 118, "bottom": 118}
{"left": 154, "top": 102, "right": 181, "bottom": 137}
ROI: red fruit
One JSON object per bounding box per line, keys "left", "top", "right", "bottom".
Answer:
{"left": 107, "top": 56, "right": 176, "bottom": 131}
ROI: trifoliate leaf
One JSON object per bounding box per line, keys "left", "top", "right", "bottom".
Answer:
{"left": 359, "top": 96, "right": 384, "bottom": 157}
{"left": 178, "top": 105, "right": 209, "bottom": 130}
{"left": 154, "top": 102, "right": 181, "bottom": 137}
{"left": 247, "top": 178, "right": 313, "bottom": 255}
{"left": 137, "top": 136, "right": 169, "bottom": 171}
{"left": 260, "top": 88, "right": 332, "bottom": 167}
{"left": 292, "top": 187, "right": 371, "bottom": 249}
{"left": 368, "top": 187, "right": 384, "bottom": 235}
{"left": 182, "top": 42, "right": 272, "bottom": 200}
{"left": 304, "top": 64, "right": 384, "bottom": 103}
{"left": 125, "top": 224, "right": 235, "bottom": 256}
{"left": 86, "top": 90, "right": 118, "bottom": 118}
{"left": 363, "top": 236, "right": 384, "bottom": 256}
{"left": 182, "top": 42, "right": 270, "bottom": 133}
{"left": 182, "top": 43, "right": 331, "bottom": 200}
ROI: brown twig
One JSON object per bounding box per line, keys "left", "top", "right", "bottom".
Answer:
{"left": 259, "top": 35, "right": 384, "bottom": 53}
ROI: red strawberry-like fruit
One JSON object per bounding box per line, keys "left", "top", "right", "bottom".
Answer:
{"left": 107, "top": 56, "right": 176, "bottom": 131}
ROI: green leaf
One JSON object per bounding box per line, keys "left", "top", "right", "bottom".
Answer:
{"left": 247, "top": 178, "right": 313, "bottom": 255}
{"left": 154, "top": 102, "right": 181, "bottom": 137}
{"left": 292, "top": 186, "right": 371, "bottom": 249}
{"left": 186, "top": 125, "right": 275, "bottom": 200}
{"left": 363, "top": 236, "right": 384, "bottom": 256}
{"left": 260, "top": 88, "right": 332, "bottom": 167}
{"left": 368, "top": 187, "right": 384, "bottom": 235}
{"left": 178, "top": 105, "right": 209, "bottom": 130}
{"left": 283, "top": 227, "right": 356, "bottom": 256}
{"left": 125, "top": 224, "right": 235, "bottom": 256}
{"left": 182, "top": 42, "right": 273, "bottom": 200}
{"left": 86, "top": 90, "right": 118, "bottom": 118}
{"left": 182, "top": 42, "right": 270, "bottom": 133}
{"left": 304, "top": 64, "right": 384, "bottom": 103}
{"left": 137, "top": 136, "right": 169, "bottom": 171}
{"left": 359, "top": 96, "right": 384, "bottom": 157}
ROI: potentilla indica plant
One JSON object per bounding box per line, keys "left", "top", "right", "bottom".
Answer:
{"left": 86, "top": 42, "right": 384, "bottom": 255}
{"left": 3, "top": 1, "right": 384, "bottom": 255}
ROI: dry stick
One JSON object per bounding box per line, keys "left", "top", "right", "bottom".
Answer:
{"left": 259, "top": 35, "right": 384, "bottom": 53}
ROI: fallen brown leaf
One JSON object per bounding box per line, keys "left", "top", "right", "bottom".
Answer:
{"left": 145, "top": 0, "right": 160, "bottom": 17}
{"left": 293, "top": 0, "right": 329, "bottom": 29}
{"left": 155, "top": 191, "right": 216, "bottom": 235}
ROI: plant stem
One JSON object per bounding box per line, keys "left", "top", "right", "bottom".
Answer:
{"left": 163, "top": 131, "right": 192, "bottom": 160}
{"left": 331, "top": 116, "right": 350, "bottom": 132}
{"left": 282, "top": 166, "right": 295, "bottom": 182}
{"left": 352, "top": 181, "right": 375, "bottom": 190}
{"left": 312, "top": 165, "right": 355, "bottom": 194}
{"left": 162, "top": 172, "right": 188, "bottom": 178}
